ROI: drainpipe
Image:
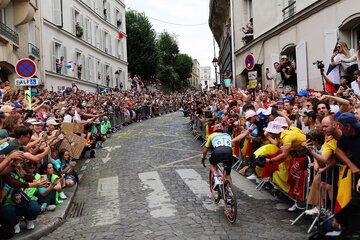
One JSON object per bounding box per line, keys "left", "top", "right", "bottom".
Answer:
{"left": 230, "top": 0, "right": 236, "bottom": 88}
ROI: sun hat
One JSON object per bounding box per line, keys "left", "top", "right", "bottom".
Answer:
{"left": 245, "top": 110, "right": 257, "bottom": 120}
{"left": 338, "top": 112, "right": 360, "bottom": 128}
{"left": 274, "top": 116, "right": 288, "bottom": 128}
{"left": 264, "top": 121, "right": 284, "bottom": 134}
{"left": 46, "top": 118, "right": 60, "bottom": 126}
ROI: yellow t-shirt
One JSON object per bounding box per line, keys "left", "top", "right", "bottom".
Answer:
{"left": 280, "top": 127, "right": 306, "bottom": 151}
{"left": 322, "top": 136, "right": 337, "bottom": 156}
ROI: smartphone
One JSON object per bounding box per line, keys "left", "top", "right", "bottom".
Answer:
{"left": 40, "top": 174, "right": 47, "bottom": 181}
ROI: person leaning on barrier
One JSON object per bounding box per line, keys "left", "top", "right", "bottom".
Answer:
{"left": 336, "top": 112, "right": 360, "bottom": 175}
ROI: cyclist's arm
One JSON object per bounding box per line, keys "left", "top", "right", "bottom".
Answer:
{"left": 201, "top": 147, "right": 209, "bottom": 159}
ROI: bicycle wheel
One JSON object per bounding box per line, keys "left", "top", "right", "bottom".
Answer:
{"left": 223, "top": 180, "right": 237, "bottom": 224}
{"left": 209, "top": 170, "right": 221, "bottom": 204}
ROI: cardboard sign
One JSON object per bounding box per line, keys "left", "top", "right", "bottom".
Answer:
{"left": 61, "top": 123, "right": 84, "bottom": 134}
{"left": 59, "top": 133, "right": 87, "bottom": 159}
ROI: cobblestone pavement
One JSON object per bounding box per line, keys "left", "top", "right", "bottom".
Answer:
{"left": 41, "top": 112, "right": 311, "bottom": 240}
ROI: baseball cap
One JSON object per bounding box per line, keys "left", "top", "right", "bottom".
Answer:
{"left": 296, "top": 90, "right": 309, "bottom": 97}
{"left": 338, "top": 112, "right": 360, "bottom": 128}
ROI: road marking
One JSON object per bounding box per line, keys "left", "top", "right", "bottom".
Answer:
{"left": 138, "top": 171, "right": 177, "bottom": 218}
{"left": 176, "top": 169, "right": 218, "bottom": 211}
{"left": 151, "top": 146, "right": 199, "bottom": 153}
{"left": 231, "top": 172, "right": 276, "bottom": 200}
{"left": 93, "top": 176, "right": 120, "bottom": 226}
{"left": 85, "top": 159, "right": 91, "bottom": 164}
{"left": 103, "top": 145, "right": 121, "bottom": 152}
{"left": 80, "top": 165, "right": 86, "bottom": 171}
{"left": 101, "top": 152, "right": 111, "bottom": 164}
{"left": 157, "top": 155, "right": 199, "bottom": 168}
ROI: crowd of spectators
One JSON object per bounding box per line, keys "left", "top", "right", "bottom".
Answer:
{"left": 0, "top": 81, "right": 181, "bottom": 239}
{"left": 184, "top": 73, "right": 360, "bottom": 237}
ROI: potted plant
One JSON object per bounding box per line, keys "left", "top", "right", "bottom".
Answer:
{"left": 76, "top": 23, "right": 83, "bottom": 38}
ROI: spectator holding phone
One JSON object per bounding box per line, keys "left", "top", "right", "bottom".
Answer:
{"left": 53, "top": 149, "right": 77, "bottom": 197}
{"left": 37, "top": 163, "right": 63, "bottom": 212}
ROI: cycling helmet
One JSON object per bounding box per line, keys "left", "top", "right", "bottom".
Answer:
{"left": 213, "top": 124, "right": 224, "bottom": 132}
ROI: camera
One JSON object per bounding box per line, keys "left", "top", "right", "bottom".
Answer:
{"left": 313, "top": 60, "right": 325, "bottom": 71}
{"left": 204, "top": 111, "right": 213, "bottom": 119}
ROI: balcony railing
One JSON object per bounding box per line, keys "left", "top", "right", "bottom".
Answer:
{"left": 0, "top": 22, "right": 19, "bottom": 45}
{"left": 282, "top": 1, "right": 296, "bottom": 21}
{"left": 28, "top": 43, "right": 40, "bottom": 58}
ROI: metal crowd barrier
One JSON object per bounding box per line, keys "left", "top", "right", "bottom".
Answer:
{"left": 291, "top": 163, "right": 357, "bottom": 234}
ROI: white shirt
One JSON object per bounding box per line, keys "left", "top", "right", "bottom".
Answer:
{"left": 351, "top": 80, "right": 360, "bottom": 103}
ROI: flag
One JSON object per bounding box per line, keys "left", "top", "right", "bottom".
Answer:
{"left": 65, "top": 61, "right": 74, "bottom": 70}
{"left": 334, "top": 165, "right": 352, "bottom": 214}
{"left": 273, "top": 157, "right": 307, "bottom": 201}
{"left": 118, "top": 32, "right": 127, "bottom": 39}
{"left": 325, "top": 64, "right": 340, "bottom": 93}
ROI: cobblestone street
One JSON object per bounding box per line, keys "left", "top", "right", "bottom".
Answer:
{"left": 41, "top": 112, "right": 310, "bottom": 240}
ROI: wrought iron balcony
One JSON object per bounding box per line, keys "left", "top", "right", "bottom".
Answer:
{"left": 0, "top": 21, "right": 19, "bottom": 45}
{"left": 28, "top": 43, "right": 40, "bottom": 58}
{"left": 282, "top": 1, "right": 296, "bottom": 21}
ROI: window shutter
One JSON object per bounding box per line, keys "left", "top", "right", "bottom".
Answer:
{"left": 324, "top": 30, "right": 338, "bottom": 67}
{"left": 295, "top": 41, "right": 308, "bottom": 90}
{"left": 52, "top": 41, "right": 56, "bottom": 72}
{"left": 53, "top": 0, "right": 61, "bottom": 26}
{"left": 106, "top": 2, "right": 111, "bottom": 22}
{"left": 81, "top": 54, "right": 85, "bottom": 80}
{"left": 72, "top": 8, "right": 76, "bottom": 34}
{"left": 109, "top": 37, "right": 112, "bottom": 55}
{"left": 110, "top": 66, "right": 113, "bottom": 87}
{"left": 62, "top": 46, "right": 67, "bottom": 75}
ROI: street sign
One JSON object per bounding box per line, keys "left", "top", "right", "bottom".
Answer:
{"left": 15, "top": 58, "right": 37, "bottom": 78}
{"left": 15, "top": 78, "right": 39, "bottom": 86}
{"left": 245, "top": 54, "right": 255, "bottom": 71}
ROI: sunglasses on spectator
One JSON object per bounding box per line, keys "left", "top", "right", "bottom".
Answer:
{"left": 317, "top": 107, "right": 327, "bottom": 110}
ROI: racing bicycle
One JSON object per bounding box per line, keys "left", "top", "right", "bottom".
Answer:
{"left": 202, "top": 158, "right": 237, "bottom": 224}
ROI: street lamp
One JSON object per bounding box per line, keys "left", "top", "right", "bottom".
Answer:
{"left": 212, "top": 57, "right": 218, "bottom": 87}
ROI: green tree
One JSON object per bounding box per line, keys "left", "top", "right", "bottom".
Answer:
{"left": 174, "top": 53, "right": 193, "bottom": 88}
{"left": 157, "top": 31, "right": 179, "bottom": 67}
{"left": 126, "top": 10, "right": 158, "bottom": 80}
{"left": 158, "top": 66, "right": 179, "bottom": 91}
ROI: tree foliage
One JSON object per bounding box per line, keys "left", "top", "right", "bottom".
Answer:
{"left": 174, "top": 53, "right": 193, "bottom": 83}
{"left": 157, "top": 32, "right": 179, "bottom": 67}
{"left": 126, "top": 10, "right": 158, "bottom": 80}
{"left": 156, "top": 32, "right": 192, "bottom": 91}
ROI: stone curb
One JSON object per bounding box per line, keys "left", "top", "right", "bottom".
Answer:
{"left": 13, "top": 184, "right": 78, "bottom": 240}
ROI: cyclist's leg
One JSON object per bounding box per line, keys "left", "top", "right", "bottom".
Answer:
{"left": 223, "top": 160, "right": 233, "bottom": 183}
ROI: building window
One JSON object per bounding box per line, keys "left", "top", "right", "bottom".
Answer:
{"left": 283, "top": 0, "right": 296, "bottom": 20}
{"left": 72, "top": 9, "right": 83, "bottom": 38}
{"left": 52, "top": 42, "right": 64, "bottom": 74}
{"left": 352, "top": 24, "right": 360, "bottom": 48}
